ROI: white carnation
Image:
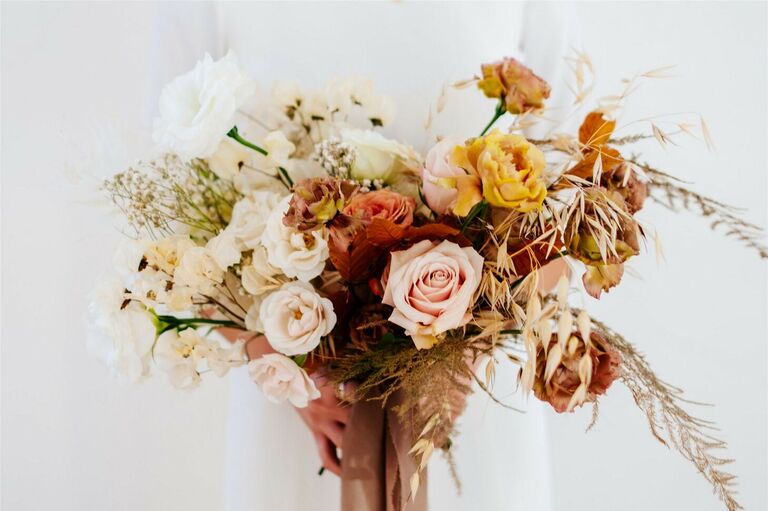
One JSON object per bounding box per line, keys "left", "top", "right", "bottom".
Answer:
{"left": 261, "top": 196, "right": 329, "bottom": 282}
{"left": 259, "top": 281, "right": 336, "bottom": 356}
{"left": 153, "top": 51, "right": 254, "bottom": 160}
{"left": 248, "top": 354, "right": 320, "bottom": 408}
{"left": 86, "top": 274, "right": 156, "bottom": 383}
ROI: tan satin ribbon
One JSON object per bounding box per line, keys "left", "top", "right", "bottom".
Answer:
{"left": 341, "top": 389, "right": 427, "bottom": 511}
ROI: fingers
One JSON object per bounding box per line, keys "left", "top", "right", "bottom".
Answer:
{"left": 319, "top": 420, "right": 345, "bottom": 450}
{"left": 313, "top": 431, "right": 341, "bottom": 476}
{"left": 309, "top": 400, "right": 349, "bottom": 424}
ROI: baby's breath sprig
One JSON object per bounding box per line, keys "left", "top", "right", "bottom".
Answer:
{"left": 103, "top": 155, "right": 239, "bottom": 239}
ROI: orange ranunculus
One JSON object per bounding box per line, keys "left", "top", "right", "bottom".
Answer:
{"left": 450, "top": 130, "right": 547, "bottom": 216}
{"left": 477, "top": 58, "right": 551, "bottom": 114}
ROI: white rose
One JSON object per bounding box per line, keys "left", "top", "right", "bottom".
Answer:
{"left": 86, "top": 274, "right": 156, "bottom": 383}
{"left": 341, "top": 128, "right": 414, "bottom": 183}
{"left": 174, "top": 246, "right": 224, "bottom": 296}
{"left": 259, "top": 281, "right": 336, "bottom": 356}
{"left": 153, "top": 51, "right": 254, "bottom": 160}
{"left": 248, "top": 354, "right": 320, "bottom": 407}
{"left": 261, "top": 196, "right": 329, "bottom": 281}
{"left": 229, "top": 191, "right": 284, "bottom": 250}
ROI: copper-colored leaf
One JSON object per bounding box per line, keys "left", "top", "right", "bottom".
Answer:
{"left": 578, "top": 111, "right": 616, "bottom": 149}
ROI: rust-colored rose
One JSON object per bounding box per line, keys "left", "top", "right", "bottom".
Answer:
{"left": 477, "top": 57, "right": 551, "bottom": 114}
{"left": 533, "top": 331, "right": 621, "bottom": 413}
{"left": 329, "top": 189, "right": 416, "bottom": 253}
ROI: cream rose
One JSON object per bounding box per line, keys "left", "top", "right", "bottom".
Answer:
{"left": 248, "top": 354, "right": 320, "bottom": 408}
{"left": 341, "top": 128, "right": 415, "bottom": 183}
{"left": 259, "top": 281, "right": 336, "bottom": 355}
{"left": 382, "top": 240, "right": 484, "bottom": 349}
{"left": 421, "top": 137, "right": 465, "bottom": 215}
{"left": 261, "top": 196, "right": 329, "bottom": 282}
{"left": 153, "top": 51, "right": 254, "bottom": 160}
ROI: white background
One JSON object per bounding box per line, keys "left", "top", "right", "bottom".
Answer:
{"left": 2, "top": 2, "right": 766, "bottom": 510}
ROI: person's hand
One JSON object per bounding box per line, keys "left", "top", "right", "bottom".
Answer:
{"left": 294, "top": 374, "right": 351, "bottom": 476}
{"left": 216, "top": 329, "right": 350, "bottom": 475}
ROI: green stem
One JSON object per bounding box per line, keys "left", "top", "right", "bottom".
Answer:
{"left": 227, "top": 126, "right": 267, "bottom": 156}
{"left": 227, "top": 126, "right": 294, "bottom": 188}
{"left": 156, "top": 315, "right": 242, "bottom": 329}
{"left": 479, "top": 98, "right": 507, "bottom": 136}
{"left": 460, "top": 200, "right": 489, "bottom": 234}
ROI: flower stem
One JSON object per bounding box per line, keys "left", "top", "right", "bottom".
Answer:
{"left": 479, "top": 98, "right": 507, "bottom": 136}
{"left": 227, "top": 126, "right": 294, "bottom": 188}
{"left": 155, "top": 314, "right": 243, "bottom": 331}
{"left": 227, "top": 126, "right": 267, "bottom": 156}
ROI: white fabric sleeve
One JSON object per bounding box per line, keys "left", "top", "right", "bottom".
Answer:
{"left": 142, "top": 1, "right": 223, "bottom": 122}
{"left": 519, "top": 1, "right": 583, "bottom": 138}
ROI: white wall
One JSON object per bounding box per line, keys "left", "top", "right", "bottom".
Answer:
{"left": 1, "top": 2, "right": 765, "bottom": 511}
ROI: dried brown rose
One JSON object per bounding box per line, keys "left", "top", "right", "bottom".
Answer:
{"left": 532, "top": 331, "right": 621, "bottom": 413}
{"left": 477, "top": 57, "right": 551, "bottom": 114}
{"left": 283, "top": 177, "right": 358, "bottom": 231}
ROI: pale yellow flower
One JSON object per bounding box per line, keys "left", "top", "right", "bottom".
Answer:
{"left": 450, "top": 130, "right": 547, "bottom": 215}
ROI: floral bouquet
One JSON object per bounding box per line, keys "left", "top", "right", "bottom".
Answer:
{"left": 89, "top": 51, "right": 765, "bottom": 511}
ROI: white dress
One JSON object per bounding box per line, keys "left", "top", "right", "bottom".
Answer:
{"left": 149, "top": 3, "right": 579, "bottom": 509}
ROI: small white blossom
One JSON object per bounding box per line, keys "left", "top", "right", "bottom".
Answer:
{"left": 174, "top": 246, "right": 224, "bottom": 296}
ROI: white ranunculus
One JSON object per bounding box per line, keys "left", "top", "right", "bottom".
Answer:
{"left": 228, "top": 190, "right": 284, "bottom": 250}
{"left": 86, "top": 274, "right": 156, "bottom": 383}
{"left": 241, "top": 246, "right": 280, "bottom": 296}
{"left": 259, "top": 281, "right": 336, "bottom": 356}
{"left": 340, "top": 128, "right": 414, "bottom": 183}
{"left": 153, "top": 51, "right": 254, "bottom": 160}
{"left": 248, "top": 354, "right": 320, "bottom": 407}
{"left": 261, "top": 196, "right": 329, "bottom": 281}
{"left": 174, "top": 246, "right": 224, "bottom": 296}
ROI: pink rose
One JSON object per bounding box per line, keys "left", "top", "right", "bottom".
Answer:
{"left": 329, "top": 189, "right": 416, "bottom": 253}
{"left": 421, "top": 137, "right": 465, "bottom": 215}
{"left": 382, "top": 239, "right": 484, "bottom": 349}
